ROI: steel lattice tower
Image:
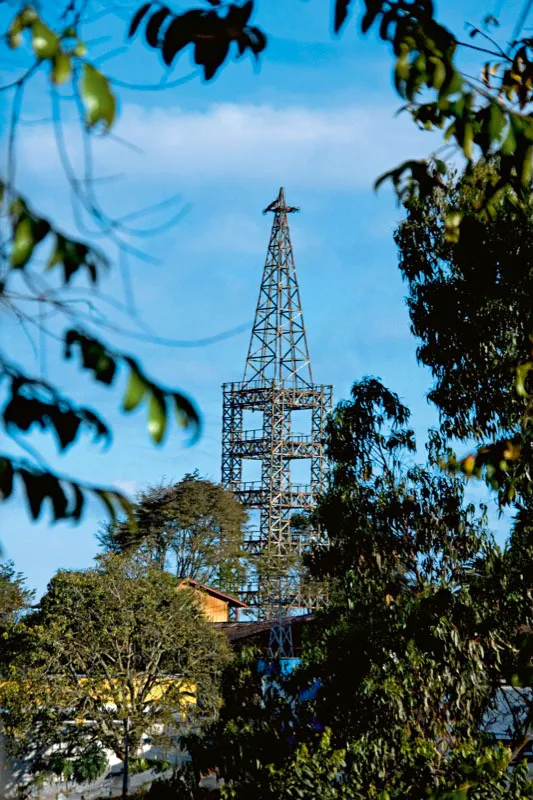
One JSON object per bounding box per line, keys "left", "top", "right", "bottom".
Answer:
{"left": 221, "top": 188, "right": 332, "bottom": 642}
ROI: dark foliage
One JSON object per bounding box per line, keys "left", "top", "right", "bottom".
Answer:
{"left": 129, "top": 2, "right": 266, "bottom": 81}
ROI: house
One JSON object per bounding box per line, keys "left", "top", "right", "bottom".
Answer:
{"left": 179, "top": 578, "right": 248, "bottom": 622}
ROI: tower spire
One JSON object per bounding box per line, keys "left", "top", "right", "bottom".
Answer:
{"left": 244, "top": 188, "right": 312, "bottom": 387}
{"left": 221, "top": 189, "right": 333, "bottom": 648}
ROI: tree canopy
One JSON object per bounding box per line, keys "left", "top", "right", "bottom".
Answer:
{"left": 178, "top": 380, "right": 533, "bottom": 800}
{"left": 0, "top": 560, "right": 34, "bottom": 631}
{"left": 394, "top": 168, "right": 533, "bottom": 501}
{"left": 0, "top": 554, "right": 231, "bottom": 796}
{"left": 98, "top": 472, "right": 248, "bottom": 594}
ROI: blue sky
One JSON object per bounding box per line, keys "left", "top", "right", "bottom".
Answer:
{"left": 1, "top": 0, "right": 518, "bottom": 595}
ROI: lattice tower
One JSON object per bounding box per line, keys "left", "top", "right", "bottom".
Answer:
{"left": 221, "top": 188, "right": 332, "bottom": 648}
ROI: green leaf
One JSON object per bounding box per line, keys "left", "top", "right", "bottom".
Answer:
{"left": 501, "top": 123, "right": 516, "bottom": 156}
{"left": 462, "top": 121, "right": 474, "bottom": 159}
{"left": 439, "top": 69, "right": 463, "bottom": 99}
{"left": 8, "top": 16, "right": 24, "bottom": 48}
{"left": 515, "top": 362, "right": 533, "bottom": 397}
{"left": 123, "top": 367, "right": 147, "bottom": 412}
{"left": 174, "top": 393, "right": 201, "bottom": 442}
{"left": 31, "top": 19, "right": 60, "bottom": 59}
{"left": 148, "top": 391, "right": 167, "bottom": 444}
{"left": 51, "top": 51, "right": 72, "bottom": 85}
{"left": 47, "top": 235, "right": 64, "bottom": 268}
{"left": 488, "top": 102, "right": 506, "bottom": 143}
{"left": 521, "top": 145, "right": 533, "bottom": 185}
{"left": 394, "top": 53, "right": 410, "bottom": 95}
{"left": 431, "top": 59, "right": 446, "bottom": 90}
{"left": 446, "top": 791, "right": 468, "bottom": 800}
{"left": 11, "top": 217, "right": 35, "bottom": 268}
{"left": 80, "top": 64, "right": 116, "bottom": 130}
{"left": 8, "top": 7, "right": 37, "bottom": 48}
{"left": 72, "top": 40, "right": 87, "bottom": 57}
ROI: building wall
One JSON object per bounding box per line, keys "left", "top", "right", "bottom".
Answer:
{"left": 200, "top": 594, "right": 228, "bottom": 623}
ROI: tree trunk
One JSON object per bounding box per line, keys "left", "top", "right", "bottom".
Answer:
{"left": 122, "top": 717, "right": 129, "bottom": 799}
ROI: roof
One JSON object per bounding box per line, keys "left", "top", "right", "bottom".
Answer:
{"left": 179, "top": 578, "right": 248, "bottom": 608}
{"left": 215, "top": 613, "right": 314, "bottom": 643}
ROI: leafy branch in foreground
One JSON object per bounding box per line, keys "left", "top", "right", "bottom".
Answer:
{"left": 0, "top": 455, "right": 131, "bottom": 523}
{"left": 130, "top": 1, "right": 266, "bottom": 81}
{"left": 0, "top": 327, "right": 199, "bottom": 523}
{"left": 64, "top": 329, "right": 200, "bottom": 445}
{"left": 330, "top": 1, "right": 533, "bottom": 229}
{"left": 0, "top": 3, "right": 210, "bottom": 529}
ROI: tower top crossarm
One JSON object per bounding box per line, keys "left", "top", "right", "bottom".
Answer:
{"left": 262, "top": 186, "right": 300, "bottom": 215}
{"left": 244, "top": 187, "right": 313, "bottom": 387}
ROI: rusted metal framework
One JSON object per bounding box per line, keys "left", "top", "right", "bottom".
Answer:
{"left": 221, "top": 188, "right": 332, "bottom": 643}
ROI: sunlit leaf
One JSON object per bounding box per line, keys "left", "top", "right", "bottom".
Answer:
{"left": 148, "top": 391, "right": 167, "bottom": 444}
{"left": 72, "top": 40, "right": 87, "bottom": 57}
{"left": 51, "top": 52, "right": 72, "bottom": 85}
{"left": 515, "top": 362, "right": 533, "bottom": 397}
{"left": 31, "top": 19, "right": 60, "bottom": 59}
{"left": 8, "top": 6, "right": 37, "bottom": 48}
{"left": 123, "top": 367, "right": 147, "bottom": 412}
{"left": 11, "top": 217, "right": 35, "bottom": 268}
{"left": 80, "top": 64, "right": 116, "bottom": 130}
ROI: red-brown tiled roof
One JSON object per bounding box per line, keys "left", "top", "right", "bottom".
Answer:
{"left": 179, "top": 577, "right": 248, "bottom": 608}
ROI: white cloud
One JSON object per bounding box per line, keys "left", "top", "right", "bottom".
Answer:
{"left": 113, "top": 479, "right": 141, "bottom": 498}
{"left": 20, "top": 101, "right": 436, "bottom": 191}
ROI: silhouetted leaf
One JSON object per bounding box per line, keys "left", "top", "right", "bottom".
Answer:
{"left": 129, "top": 3, "right": 152, "bottom": 38}
{"left": 362, "top": 2, "right": 381, "bottom": 34}
{"left": 20, "top": 469, "right": 48, "bottom": 520}
{"left": 64, "top": 330, "right": 117, "bottom": 385}
{"left": 334, "top": 0, "right": 352, "bottom": 33}
{"left": 161, "top": 11, "right": 199, "bottom": 66}
{"left": 47, "top": 233, "right": 107, "bottom": 285}
{"left": 0, "top": 458, "right": 14, "bottom": 500}
{"left": 2, "top": 371, "right": 111, "bottom": 451}
{"left": 226, "top": 1, "right": 253, "bottom": 28}
{"left": 247, "top": 26, "right": 266, "bottom": 56}
{"left": 145, "top": 6, "right": 171, "bottom": 48}
{"left": 70, "top": 483, "right": 84, "bottom": 520}
{"left": 174, "top": 393, "right": 201, "bottom": 442}
{"left": 196, "top": 36, "right": 230, "bottom": 80}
